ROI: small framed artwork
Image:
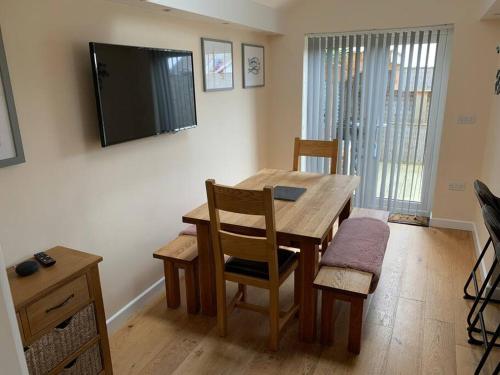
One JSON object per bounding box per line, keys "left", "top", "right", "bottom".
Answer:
{"left": 201, "top": 38, "right": 234, "bottom": 92}
{"left": 0, "top": 28, "right": 24, "bottom": 168}
{"left": 242, "top": 44, "right": 265, "bottom": 88}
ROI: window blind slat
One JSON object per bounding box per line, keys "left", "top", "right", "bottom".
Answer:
{"left": 306, "top": 37, "right": 315, "bottom": 143}
{"left": 337, "top": 36, "right": 347, "bottom": 173}
{"left": 305, "top": 38, "right": 312, "bottom": 171}
{"left": 378, "top": 33, "right": 399, "bottom": 208}
{"left": 373, "top": 34, "right": 391, "bottom": 208}
{"left": 355, "top": 33, "right": 369, "bottom": 206}
{"left": 308, "top": 37, "right": 320, "bottom": 171}
{"left": 407, "top": 30, "right": 433, "bottom": 213}
{"left": 392, "top": 31, "right": 416, "bottom": 206}
{"left": 350, "top": 35, "right": 362, "bottom": 176}
{"left": 400, "top": 31, "right": 424, "bottom": 208}
{"left": 325, "top": 37, "right": 334, "bottom": 144}
{"left": 387, "top": 31, "right": 409, "bottom": 210}
{"left": 370, "top": 34, "right": 389, "bottom": 208}
{"left": 331, "top": 36, "right": 340, "bottom": 147}
{"left": 317, "top": 37, "right": 327, "bottom": 172}
{"left": 360, "top": 34, "right": 378, "bottom": 207}
{"left": 342, "top": 36, "right": 354, "bottom": 174}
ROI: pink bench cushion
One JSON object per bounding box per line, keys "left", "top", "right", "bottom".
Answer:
{"left": 179, "top": 224, "right": 197, "bottom": 237}
{"left": 320, "top": 217, "right": 390, "bottom": 293}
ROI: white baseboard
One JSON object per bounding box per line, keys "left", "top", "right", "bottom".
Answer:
{"left": 429, "top": 217, "right": 474, "bottom": 231}
{"left": 106, "top": 277, "right": 165, "bottom": 335}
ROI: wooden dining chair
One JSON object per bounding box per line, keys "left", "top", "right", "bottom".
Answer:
{"left": 205, "top": 179, "right": 300, "bottom": 351}
{"left": 293, "top": 137, "right": 340, "bottom": 248}
{"left": 293, "top": 137, "right": 339, "bottom": 174}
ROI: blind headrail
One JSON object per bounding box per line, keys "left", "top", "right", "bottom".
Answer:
{"left": 306, "top": 24, "right": 453, "bottom": 38}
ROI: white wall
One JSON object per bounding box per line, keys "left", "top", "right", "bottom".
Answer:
{"left": 473, "top": 50, "right": 500, "bottom": 276}
{"left": 0, "top": 0, "right": 270, "bottom": 317}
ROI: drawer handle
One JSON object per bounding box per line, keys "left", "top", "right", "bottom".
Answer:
{"left": 45, "top": 294, "right": 75, "bottom": 314}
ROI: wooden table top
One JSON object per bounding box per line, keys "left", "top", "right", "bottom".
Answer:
{"left": 7, "top": 246, "right": 102, "bottom": 309}
{"left": 183, "top": 169, "right": 360, "bottom": 244}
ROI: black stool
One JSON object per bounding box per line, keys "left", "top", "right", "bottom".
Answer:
{"left": 467, "top": 205, "right": 500, "bottom": 375}
{"left": 463, "top": 180, "right": 500, "bottom": 303}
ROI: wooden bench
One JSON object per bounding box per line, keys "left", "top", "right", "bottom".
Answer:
{"left": 153, "top": 234, "right": 200, "bottom": 314}
{"left": 314, "top": 209, "right": 389, "bottom": 354}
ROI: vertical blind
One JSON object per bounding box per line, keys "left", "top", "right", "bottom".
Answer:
{"left": 303, "top": 25, "right": 452, "bottom": 215}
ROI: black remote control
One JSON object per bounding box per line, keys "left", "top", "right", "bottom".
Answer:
{"left": 34, "top": 252, "right": 56, "bottom": 267}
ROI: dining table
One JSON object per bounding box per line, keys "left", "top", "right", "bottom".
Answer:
{"left": 182, "top": 168, "right": 360, "bottom": 342}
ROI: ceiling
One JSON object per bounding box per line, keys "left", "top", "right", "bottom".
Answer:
{"left": 251, "top": 0, "right": 300, "bottom": 9}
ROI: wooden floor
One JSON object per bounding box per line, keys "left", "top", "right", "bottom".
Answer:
{"left": 110, "top": 224, "right": 499, "bottom": 374}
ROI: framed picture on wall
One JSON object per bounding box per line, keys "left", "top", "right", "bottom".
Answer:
{"left": 0, "top": 28, "right": 24, "bottom": 168}
{"left": 242, "top": 43, "right": 264, "bottom": 88}
{"left": 201, "top": 38, "right": 234, "bottom": 91}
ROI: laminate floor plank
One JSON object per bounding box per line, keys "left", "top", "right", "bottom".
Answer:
{"left": 384, "top": 297, "right": 424, "bottom": 375}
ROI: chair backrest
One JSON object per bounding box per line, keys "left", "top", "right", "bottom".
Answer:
{"left": 482, "top": 204, "right": 500, "bottom": 261}
{"left": 205, "top": 179, "right": 279, "bottom": 281}
{"left": 293, "top": 137, "right": 338, "bottom": 174}
{"left": 473, "top": 180, "right": 500, "bottom": 212}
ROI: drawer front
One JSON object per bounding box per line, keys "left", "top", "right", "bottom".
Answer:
{"left": 24, "top": 304, "right": 98, "bottom": 375}
{"left": 27, "top": 275, "right": 90, "bottom": 335}
{"left": 59, "top": 344, "right": 102, "bottom": 375}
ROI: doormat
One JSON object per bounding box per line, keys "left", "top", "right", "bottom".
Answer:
{"left": 389, "top": 213, "right": 429, "bottom": 227}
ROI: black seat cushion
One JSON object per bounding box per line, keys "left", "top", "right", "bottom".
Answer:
{"left": 225, "top": 248, "right": 297, "bottom": 280}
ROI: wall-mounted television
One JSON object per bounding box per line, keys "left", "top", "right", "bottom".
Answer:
{"left": 89, "top": 42, "right": 197, "bottom": 147}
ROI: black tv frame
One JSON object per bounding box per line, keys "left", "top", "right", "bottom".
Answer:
{"left": 89, "top": 42, "right": 197, "bottom": 147}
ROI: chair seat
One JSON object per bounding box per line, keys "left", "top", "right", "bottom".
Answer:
{"left": 225, "top": 248, "right": 297, "bottom": 280}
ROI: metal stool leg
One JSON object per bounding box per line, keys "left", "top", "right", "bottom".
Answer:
{"left": 474, "top": 324, "right": 499, "bottom": 375}
{"left": 467, "top": 266, "right": 500, "bottom": 348}
{"left": 464, "top": 237, "right": 500, "bottom": 303}
{"left": 467, "top": 257, "right": 500, "bottom": 328}
{"left": 464, "top": 237, "right": 491, "bottom": 299}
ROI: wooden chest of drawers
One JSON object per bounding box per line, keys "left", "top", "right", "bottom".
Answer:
{"left": 7, "top": 247, "right": 113, "bottom": 375}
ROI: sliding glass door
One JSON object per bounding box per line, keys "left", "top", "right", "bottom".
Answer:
{"left": 302, "top": 26, "right": 452, "bottom": 216}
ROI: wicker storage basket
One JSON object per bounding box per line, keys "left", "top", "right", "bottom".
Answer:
{"left": 59, "top": 344, "right": 102, "bottom": 375}
{"left": 24, "top": 304, "right": 98, "bottom": 375}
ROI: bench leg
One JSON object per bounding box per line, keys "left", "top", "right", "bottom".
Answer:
{"left": 184, "top": 262, "right": 200, "bottom": 314}
{"left": 164, "top": 260, "right": 181, "bottom": 309}
{"left": 348, "top": 297, "right": 364, "bottom": 354}
{"left": 320, "top": 290, "right": 335, "bottom": 345}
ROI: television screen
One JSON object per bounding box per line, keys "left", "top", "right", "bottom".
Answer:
{"left": 89, "top": 42, "right": 197, "bottom": 147}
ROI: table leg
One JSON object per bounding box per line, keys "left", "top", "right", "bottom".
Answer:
{"left": 196, "top": 223, "right": 217, "bottom": 316}
{"left": 298, "top": 241, "right": 319, "bottom": 342}
{"left": 339, "top": 196, "right": 352, "bottom": 224}
{"left": 164, "top": 261, "right": 180, "bottom": 309}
